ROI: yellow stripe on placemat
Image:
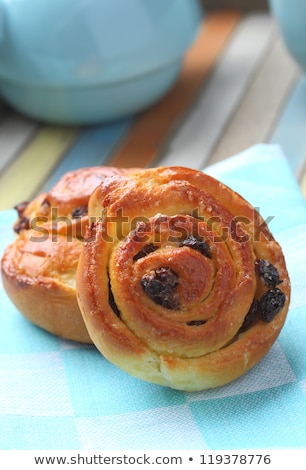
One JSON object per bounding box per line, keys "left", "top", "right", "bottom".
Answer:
{"left": 109, "top": 10, "right": 242, "bottom": 169}
{"left": 0, "top": 126, "right": 79, "bottom": 210}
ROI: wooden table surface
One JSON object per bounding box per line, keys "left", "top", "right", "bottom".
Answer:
{"left": 0, "top": 9, "right": 306, "bottom": 211}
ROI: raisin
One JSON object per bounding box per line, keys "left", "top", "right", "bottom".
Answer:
{"left": 186, "top": 320, "right": 206, "bottom": 326}
{"left": 255, "top": 259, "right": 282, "bottom": 287}
{"left": 14, "top": 216, "right": 30, "bottom": 234}
{"left": 133, "top": 243, "right": 158, "bottom": 261}
{"left": 259, "top": 288, "right": 286, "bottom": 322}
{"left": 179, "top": 235, "right": 211, "bottom": 258}
{"left": 72, "top": 205, "right": 88, "bottom": 218}
{"left": 14, "top": 201, "right": 30, "bottom": 233}
{"left": 141, "top": 267, "right": 179, "bottom": 309}
{"left": 239, "top": 298, "right": 259, "bottom": 332}
{"left": 130, "top": 221, "right": 150, "bottom": 243}
{"left": 14, "top": 201, "right": 29, "bottom": 217}
{"left": 108, "top": 285, "right": 121, "bottom": 318}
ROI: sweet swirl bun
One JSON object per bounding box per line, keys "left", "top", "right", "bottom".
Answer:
{"left": 1, "top": 228, "right": 88, "bottom": 342}
{"left": 77, "top": 166, "right": 290, "bottom": 391}
{"left": 1, "top": 166, "right": 140, "bottom": 343}
{"left": 13, "top": 166, "right": 135, "bottom": 238}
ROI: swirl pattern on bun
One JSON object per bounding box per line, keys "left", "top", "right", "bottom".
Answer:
{"left": 76, "top": 167, "right": 290, "bottom": 391}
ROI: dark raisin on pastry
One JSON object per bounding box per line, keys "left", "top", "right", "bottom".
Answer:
{"left": 13, "top": 201, "right": 31, "bottom": 233}
{"left": 186, "top": 320, "right": 206, "bottom": 326}
{"left": 239, "top": 298, "right": 259, "bottom": 332}
{"left": 255, "top": 259, "right": 282, "bottom": 287}
{"left": 109, "top": 284, "right": 121, "bottom": 318}
{"left": 14, "top": 217, "right": 30, "bottom": 234}
{"left": 72, "top": 206, "right": 88, "bottom": 218}
{"left": 179, "top": 235, "right": 211, "bottom": 258}
{"left": 141, "top": 267, "right": 179, "bottom": 309}
{"left": 133, "top": 244, "right": 158, "bottom": 261}
{"left": 259, "top": 288, "right": 286, "bottom": 323}
{"left": 14, "top": 201, "right": 29, "bottom": 218}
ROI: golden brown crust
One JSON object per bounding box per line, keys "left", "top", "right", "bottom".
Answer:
{"left": 1, "top": 166, "right": 142, "bottom": 343}
{"left": 13, "top": 166, "right": 139, "bottom": 239}
{"left": 77, "top": 166, "right": 290, "bottom": 390}
{"left": 1, "top": 229, "right": 90, "bottom": 342}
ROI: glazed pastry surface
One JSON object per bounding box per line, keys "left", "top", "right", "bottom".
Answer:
{"left": 1, "top": 228, "right": 88, "bottom": 342}
{"left": 77, "top": 166, "right": 290, "bottom": 391}
{"left": 1, "top": 166, "right": 140, "bottom": 343}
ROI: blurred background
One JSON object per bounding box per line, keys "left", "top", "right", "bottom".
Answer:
{"left": 1, "top": 0, "right": 306, "bottom": 211}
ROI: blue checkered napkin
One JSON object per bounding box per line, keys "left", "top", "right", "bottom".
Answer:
{"left": 0, "top": 144, "right": 305, "bottom": 450}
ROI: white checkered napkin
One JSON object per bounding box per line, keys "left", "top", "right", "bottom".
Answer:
{"left": 0, "top": 144, "right": 306, "bottom": 450}
{"left": 76, "top": 405, "right": 209, "bottom": 450}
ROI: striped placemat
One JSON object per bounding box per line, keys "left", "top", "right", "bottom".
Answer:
{"left": 0, "top": 10, "right": 305, "bottom": 211}
{"left": 109, "top": 10, "right": 241, "bottom": 169}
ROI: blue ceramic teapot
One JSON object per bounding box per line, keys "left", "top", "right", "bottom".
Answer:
{"left": 0, "top": 0, "right": 202, "bottom": 124}
{"left": 269, "top": 0, "right": 306, "bottom": 73}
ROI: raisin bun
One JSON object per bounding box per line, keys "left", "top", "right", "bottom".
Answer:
{"left": 76, "top": 166, "right": 290, "bottom": 391}
{"left": 1, "top": 166, "right": 140, "bottom": 343}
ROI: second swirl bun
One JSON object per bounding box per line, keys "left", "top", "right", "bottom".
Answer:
{"left": 77, "top": 167, "right": 290, "bottom": 391}
{"left": 1, "top": 166, "right": 140, "bottom": 343}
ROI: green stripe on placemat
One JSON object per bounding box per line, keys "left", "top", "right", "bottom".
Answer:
{"left": 0, "top": 126, "right": 79, "bottom": 210}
